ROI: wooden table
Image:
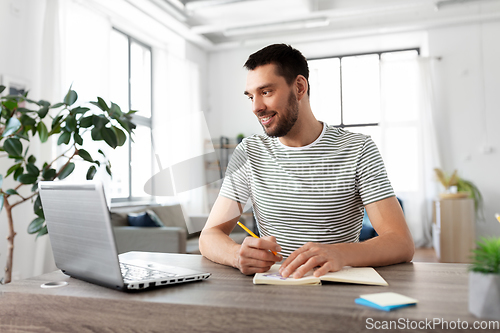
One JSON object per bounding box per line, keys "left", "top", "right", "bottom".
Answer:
{"left": 0, "top": 252, "right": 485, "bottom": 332}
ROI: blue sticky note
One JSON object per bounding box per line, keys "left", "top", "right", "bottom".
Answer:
{"left": 355, "top": 298, "right": 416, "bottom": 311}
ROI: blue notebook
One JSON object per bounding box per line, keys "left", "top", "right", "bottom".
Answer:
{"left": 355, "top": 292, "right": 418, "bottom": 311}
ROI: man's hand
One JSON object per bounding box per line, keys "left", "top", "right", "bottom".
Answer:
{"left": 236, "top": 236, "right": 282, "bottom": 275}
{"left": 279, "top": 242, "right": 345, "bottom": 279}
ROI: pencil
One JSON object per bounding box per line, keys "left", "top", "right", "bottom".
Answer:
{"left": 237, "top": 221, "right": 278, "bottom": 256}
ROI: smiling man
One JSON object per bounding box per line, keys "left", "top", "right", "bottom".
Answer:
{"left": 199, "top": 44, "right": 414, "bottom": 279}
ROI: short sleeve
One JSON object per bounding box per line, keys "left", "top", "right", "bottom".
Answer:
{"left": 356, "top": 137, "right": 395, "bottom": 205}
{"left": 219, "top": 142, "right": 251, "bottom": 204}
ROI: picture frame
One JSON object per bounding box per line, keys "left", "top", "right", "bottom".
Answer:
{"left": 0, "top": 75, "right": 29, "bottom": 97}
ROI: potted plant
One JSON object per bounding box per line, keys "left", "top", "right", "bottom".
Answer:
{"left": 236, "top": 133, "right": 245, "bottom": 144}
{"left": 434, "top": 168, "right": 484, "bottom": 221}
{"left": 0, "top": 85, "right": 136, "bottom": 284}
{"left": 469, "top": 237, "right": 500, "bottom": 319}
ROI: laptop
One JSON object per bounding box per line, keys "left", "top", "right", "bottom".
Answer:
{"left": 39, "top": 180, "right": 211, "bottom": 291}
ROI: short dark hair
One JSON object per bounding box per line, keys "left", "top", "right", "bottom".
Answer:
{"left": 244, "top": 44, "right": 310, "bottom": 96}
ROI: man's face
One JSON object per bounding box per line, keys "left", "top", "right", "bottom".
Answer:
{"left": 244, "top": 64, "right": 299, "bottom": 138}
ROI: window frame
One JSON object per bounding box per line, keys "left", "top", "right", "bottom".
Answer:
{"left": 110, "top": 27, "right": 155, "bottom": 205}
{"left": 308, "top": 47, "right": 420, "bottom": 129}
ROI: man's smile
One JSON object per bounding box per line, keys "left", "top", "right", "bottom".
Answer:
{"left": 259, "top": 113, "right": 276, "bottom": 125}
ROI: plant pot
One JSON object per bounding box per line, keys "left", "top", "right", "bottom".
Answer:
{"left": 469, "top": 271, "right": 500, "bottom": 319}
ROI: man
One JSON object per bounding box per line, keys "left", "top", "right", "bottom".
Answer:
{"left": 199, "top": 44, "right": 414, "bottom": 279}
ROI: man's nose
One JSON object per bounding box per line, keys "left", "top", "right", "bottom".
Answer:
{"left": 252, "top": 96, "right": 265, "bottom": 114}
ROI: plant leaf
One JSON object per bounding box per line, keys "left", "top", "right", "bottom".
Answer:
{"left": 98, "top": 149, "right": 106, "bottom": 157}
{"left": 34, "top": 195, "right": 44, "bottom": 218}
{"left": 5, "top": 189, "right": 19, "bottom": 195}
{"left": 2, "top": 100, "right": 17, "bottom": 111}
{"left": 38, "top": 105, "right": 49, "bottom": 119}
{"left": 86, "top": 165, "right": 97, "bottom": 180}
{"left": 101, "top": 127, "right": 118, "bottom": 148}
{"left": 57, "top": 131, "right": 71, "bottom": 145}
{"left": 111, "top": 126, "right": 127, "bottom": 147}
{"left": 3, "top": 138, "right": 23, "bottom": 157}
{"left": 91, "top": 127, "right": 103, "bottom": 141}
{"left": 6, "top": 163, "right": 22, "bottom": 178}
{"left": 20, "top": 114, "right": 36, "bottom": 127}
{"left": 27, "top": 217, "right": 45, "bottom": 234}
{"left": 37, "top": 122, "right": 49, "bottom": 143}
{"left": 42, "top": 168, "right": 57, "bottom": 181}
{"left": 3, "top": 117, "right": 22, "bottom": 137}
{"left": 50, "top": 102, "right": 65, "bottom": 109}
{"left": 14, "top": 166, "right": 24, "bottom": 181}
{"left": 58, "top": 162, "right": 75, "bottom": 180}
{"left": 26, "top": 163, "right": 40, "bottom": 177}
{"left": 18, "top": 173, "right": 38, "bottom": 184}
{"left": 27, "top": 155, "right": 36, "bottom": 164}
{"left": 36, "top": 225, "right": 48, "bottom": 239}
{"left": 71, "top": 106, "right": 90, "bottom": 114}
{"left": 109, "top": 102, "right": 123, "bottom": 119}
{"left": 0, "top": 85, "right": 5, "bottom": 94}
{"left": 64, "top": 90, "right": 78, "bottom": 106}
{"left": 97, "top": 97, "right": 109, "bottom": 111}
{"left": 78, "top": 149, "right": 93, "bottom": 163}
{"left": 74, "top": 132, "right": 83, "bottom": 145}
{"left": 79, "top": 115, "right": 93, "bottom": 128}
{"left": 65, "top": 115, "right": 77, "bottom": 131}
{"left": 0, "top": 194, "right": 3, "bottom": 213}
{"left": 106, "top": 164, "right": 112, "bottom": 177}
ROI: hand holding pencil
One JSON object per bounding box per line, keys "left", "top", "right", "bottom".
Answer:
{"left": 235, "top": 221, "right": 282, "bottom": 275}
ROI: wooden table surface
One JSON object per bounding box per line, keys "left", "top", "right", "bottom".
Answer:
{"left": 0, "top": 252, "right": 484, "bottom": 332}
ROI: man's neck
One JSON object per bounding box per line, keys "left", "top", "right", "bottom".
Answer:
{"left": 279, "top": 114, "right": 323, "bottom": 148}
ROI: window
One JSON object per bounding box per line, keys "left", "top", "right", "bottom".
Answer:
{"left": 109, "top": 29, "right": 154, "bottom": 202}
{"left": 308, "top": 49, "right": 420, "bottom": 193}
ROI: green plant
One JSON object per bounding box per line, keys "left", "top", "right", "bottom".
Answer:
{"left": 0, "top": 85, "right": 136, "bottom": 284}
{"left": 457, "top": 177, "right": 484, "bottom": 220}
{"left": 470, "top": 237, "right": 500, "bottom": 274}
{"left": 434, "top": 168, "right": 484, "bottom": 221}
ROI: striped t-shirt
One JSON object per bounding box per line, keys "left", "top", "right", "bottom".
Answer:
{"left": 220, "top": 123, "right": 395, "bottom": 258}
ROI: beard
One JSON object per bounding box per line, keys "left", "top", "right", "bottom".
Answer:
{"left": 260, "top": 91, "right": 299, "bottom": 138}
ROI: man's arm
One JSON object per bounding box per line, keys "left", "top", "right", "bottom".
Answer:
{"left": 199, "top": 196, "right": 282, "bottom": 274}
{"left": 279, "top": 196, "right": 414, "bottom": 278}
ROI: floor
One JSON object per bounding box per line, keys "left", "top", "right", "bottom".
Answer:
{"left": 412, "top": 247, "right": 439, "bottom": 263}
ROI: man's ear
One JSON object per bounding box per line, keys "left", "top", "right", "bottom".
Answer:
{"left": 295, "top": 75, "right": 308, "bottom": 101}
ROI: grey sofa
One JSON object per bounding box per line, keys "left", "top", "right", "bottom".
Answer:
{"left": 110, "top": 203, "right": 247, "bottom": 254}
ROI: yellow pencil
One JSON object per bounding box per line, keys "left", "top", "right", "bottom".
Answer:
{"left": 237, "top": 221, "right": 278, "bottom": 256}
{"left": 496, "top": 214, "right": 500, "bottom": 224}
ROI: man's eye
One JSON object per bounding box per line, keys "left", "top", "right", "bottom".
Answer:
{"left": 247, "top": 96, "right": 253, "bottom": 101}
{"left": 262, "top": 91, "right": 270, "bottom": 95}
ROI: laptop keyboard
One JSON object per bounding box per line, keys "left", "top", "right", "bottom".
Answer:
{"left": 120, "top": 262, "right": 178, "bottom": 282}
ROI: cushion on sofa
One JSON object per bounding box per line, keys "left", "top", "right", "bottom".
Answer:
{"left": 110, "top": 212, "right": 129, "bottom": 227}
{"left": 127, "top": 210, "right": 164, "bottom": 227}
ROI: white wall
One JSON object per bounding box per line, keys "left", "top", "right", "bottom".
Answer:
{"left": 207, "top": 24, "right": 500, "bottom": 239}
{"left": 0, "top": 0, "right": 49, "bottom": 281}
{"left": 428, "top": 21, "right": 500, "bottom": 238}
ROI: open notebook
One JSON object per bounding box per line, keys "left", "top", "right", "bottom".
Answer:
{"left": 253, "top": 264, "right": 388, "bottom": 286}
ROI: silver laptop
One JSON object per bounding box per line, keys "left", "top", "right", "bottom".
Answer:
{"left": 39, "top": 180, "right": 211, "bottom": 291}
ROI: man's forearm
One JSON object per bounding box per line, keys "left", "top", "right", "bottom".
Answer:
{"left": 335, "top": 231, "right": 414, "bottom": 268}
{"left": 199, "top": 228, "right": 241, "bottom": 268}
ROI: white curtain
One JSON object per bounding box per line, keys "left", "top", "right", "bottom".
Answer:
{"left": 379, "top": 56, "right": 441, "bottom": 248}
{"left": 32, "top": 0, "right": 62, "bottom": 277}
{"left": 153, "top": 52, "right": 209, "bottom": 229}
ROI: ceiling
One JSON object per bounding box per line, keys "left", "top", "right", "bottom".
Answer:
{"left": 143, "top": 0, "right": 500, "bottom": 49}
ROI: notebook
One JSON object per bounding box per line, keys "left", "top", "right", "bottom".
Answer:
{"left": 355, "top": 292, "right": 418, "bottom": 311}
{"left": 39, "top": 180, "right": 211, "bottom": 291}
{"left": 253, "top": 264, "right": 388, "bottom": 286}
